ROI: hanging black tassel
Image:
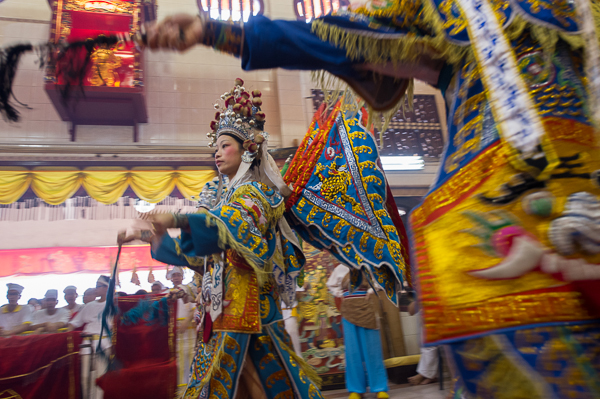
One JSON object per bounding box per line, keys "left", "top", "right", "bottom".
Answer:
{"left": 0, "top": 34, "right": 123, "bottom": 122}
{"left": 0, "top": 43, "right": 33, "bottom": 122}
{"left": 55, "top": 34, "right": 119, "bottom": 104}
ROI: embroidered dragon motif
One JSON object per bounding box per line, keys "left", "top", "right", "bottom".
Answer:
{"left": 315, "top": 155, "right": 365, "bottom": 215}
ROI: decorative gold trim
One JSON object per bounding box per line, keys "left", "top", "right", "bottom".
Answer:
{"left": 0, "top": 351, "right": 80, "bottom": 381}
{"left": 422, "top": 290, "right": 593, "bottom": 342}
{"left": 64, "top": 0, "right": 135, "bottom": 14}
{"left": 55, "top": 0, "right": 63, "bottom": 44}
{"left": 411, "top": 141, "right": 508, "bottom": 227}
{"left": 0, "top": 305, "right": 22, "bottom": 314}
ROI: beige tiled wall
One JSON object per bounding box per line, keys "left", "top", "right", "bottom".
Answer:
{"left": 0, "top": 0, "right": 445, "bottom": 155}
{"left": 0, "top": 0, "right": 285, "bottom": 147}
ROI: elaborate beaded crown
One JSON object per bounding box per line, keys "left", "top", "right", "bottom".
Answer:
{"left": 207, "top": 78, "right": 267, "bottom": 163}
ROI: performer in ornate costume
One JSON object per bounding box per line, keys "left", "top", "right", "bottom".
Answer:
{"left": 141, "top": 1, "right": 600, "bottom": 397}
{"left": 119, "top": 79, "right": 324, "bottom": 399}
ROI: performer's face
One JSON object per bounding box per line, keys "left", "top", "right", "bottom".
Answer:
{"left": 215, "top": 135, "right": 243, "bottom": 178}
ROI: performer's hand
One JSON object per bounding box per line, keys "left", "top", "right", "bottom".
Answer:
{"left": 141, "top": 212, "right": 176, "bottom": 237}
{"left": 117, "top": 230, "right": 141, "bottom": 245}
{"left": 46, "top": 323, "right": 62, "bottom": 333}
{"left": 407, "top": 301, "right": 417, "bottom": 316}
{"left": 167, "top": 286, "right": 187, "bottom": 302}
{"left": 142, "top": 14, "right": 204, "bottom": 52}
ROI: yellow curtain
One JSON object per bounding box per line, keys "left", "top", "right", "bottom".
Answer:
{"left": 0, "top": 169, "right": 216, "bottom": 205}
{"left": 0, "top": 171, "right": 32, "bottom": 204}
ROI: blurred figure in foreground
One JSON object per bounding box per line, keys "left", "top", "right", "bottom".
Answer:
{"left": 68, "top": 276, "right": 111, "bottom": 399}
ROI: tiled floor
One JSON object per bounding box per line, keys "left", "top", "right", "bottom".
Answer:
{"left": 323, "top": 381, "right": 449, "bottom": 399}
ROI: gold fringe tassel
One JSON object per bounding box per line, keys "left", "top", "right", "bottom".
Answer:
{"left": 311, "top": 19, "right": 468, "bottom": 67}
{"left": 311, "top": 70, "right": 414, "bottom": 139}
{"left": 312, "top": 8, "right": 590, "bottom": 72}
{"left": 310, "top": 4, "right": 599, "bottom": 127}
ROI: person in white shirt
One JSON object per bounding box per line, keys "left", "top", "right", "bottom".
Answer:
{"left": 82, "top": 288, "right": 97, "bottom": 305}
{"left": 67, "top": 275, "right": 111, "bottom": 399}
{"left": 168, "top": 266, "right": 195, "bottom": 392}
{"left": 30, "top": 289, "right": 70, "bottom": 333}
{"left": 326, "top": 264, "right": 350, "bottom": 298}
{"left": 281, "top": 285, "right": 303, "bottom": 356}
{"left": 68, "top": 276, "right": 111, "bottom": 341}
{"left": 151, "top": 281, "right": 166, "bottom": 294}
{"left": 0, "top": 283, "right": 32, "bottom": 337}
{"left": 62, "top": 286, "right": 83, "bottom": 321}
{"left": 27, "top": 298, "right": 41, "bottom": 312}
{"left": 407, "top": 301, "right": 438, "bottom": 386}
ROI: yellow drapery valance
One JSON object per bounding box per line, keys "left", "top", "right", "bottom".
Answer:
{"left": 0, "top": 169, "right": 217, "bottom": 205}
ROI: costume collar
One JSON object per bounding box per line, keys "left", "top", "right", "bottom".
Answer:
{"left": 1, "top": 305, "right": 22, "bottom": 313}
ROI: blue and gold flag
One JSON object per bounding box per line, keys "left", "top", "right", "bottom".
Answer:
{"left": 284, "top": 101, "right": 409, "bottom": 304}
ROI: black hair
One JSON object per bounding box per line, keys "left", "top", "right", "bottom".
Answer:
{"left": 220, "top": 132, "right": 244, "bottom": 147}
{"left": 0, "top": 35, "right": 121, "bottom": 122}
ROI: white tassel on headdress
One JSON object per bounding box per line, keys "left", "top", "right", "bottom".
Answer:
{"left": 259, "top": 142, "right": 292, "bottom": 197}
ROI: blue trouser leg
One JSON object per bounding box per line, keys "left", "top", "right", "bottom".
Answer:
{"left": 360, "top": 326, "right": 388, "bottom": 393}
{"left": 342, "top": 318, "right": 367, "bottom": 394}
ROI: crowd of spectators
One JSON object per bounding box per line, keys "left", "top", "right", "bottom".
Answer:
{"left": 0, "top": 277, "right": 172, "bottom": 337}
{"left": 0, "top": 271, "right": 198, "bottom": 398}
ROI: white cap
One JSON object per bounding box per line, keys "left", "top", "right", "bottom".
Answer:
{"left": 96, "top": 275, "right": 110, "bottom": 287}
{"left": 167, "top": 267, "right": 184, "bottom": 279}
{"left": 45, "top": 289, "right": 58, "bottom": 299}
{"left": 151, "top": 281, "right": 166, "bottom": 290}
{"left": 6, "top": 283, "right": 24, "bottom": 294}
{"left": 63, "top": 286, "right": 77, "bottom": 293}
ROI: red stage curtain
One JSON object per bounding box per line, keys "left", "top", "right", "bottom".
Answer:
{"left": 96, "top": 295, "right": 177, "bottom": 399}
{"left": 0, "top": 245, "right": 165, "bottom": 277}
{"left": 0, "top": 332, "right": 82, "bottom": 399}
